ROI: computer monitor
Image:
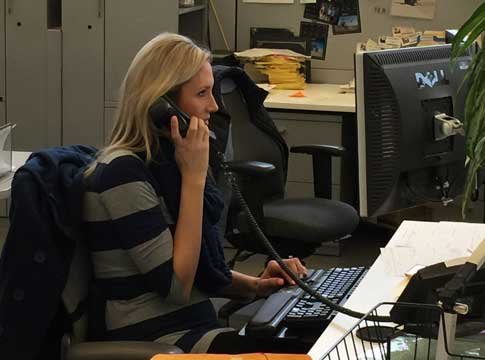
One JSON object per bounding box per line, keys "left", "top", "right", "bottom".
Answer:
{"left": 355, "top": 45, "right": 472, "bottom": 217}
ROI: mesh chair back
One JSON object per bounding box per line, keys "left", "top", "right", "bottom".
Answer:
{"left": 220, "top": 79, "right": 286, "bottom": 201}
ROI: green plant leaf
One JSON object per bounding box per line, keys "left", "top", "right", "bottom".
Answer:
{"left": 462, "top": 50, "right": 485, "bottom": 159}
{"left": 452, "top": 3, "right": 485, "bottom": 60}
{"left": 462, "top": 134, "right": 485, "bottom": 218}
{"left": 454, "top": 20, "right": 485, "bottom": 59}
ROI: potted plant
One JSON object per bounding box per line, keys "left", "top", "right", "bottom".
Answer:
{"left": 451, "top": 3, "right": 485, "bottom": 218}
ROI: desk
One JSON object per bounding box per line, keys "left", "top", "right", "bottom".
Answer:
{"left": 308, "top": 220, "right": 485, "bottom": 360}
{"left": 260, "top": 84, "right": 358, "bottom": 205}
{"left": 261, "top": 84, "right": 355, "bottom": 113}
{"left": 0, "top": 151, "right": 31, "bottom": 199}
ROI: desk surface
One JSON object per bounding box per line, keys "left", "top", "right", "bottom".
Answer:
{"left": 309, "top": 220, "right": 485, "bottom": 360}
{"left": 260, "top": 83, "right": 356, "bottom": 113}
{"left": 0, "top": 151, "right": 31, "bottom": 199}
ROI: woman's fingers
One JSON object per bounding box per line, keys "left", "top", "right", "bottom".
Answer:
{"left": 183, "top": 115, "right": 198, "bottom": 139}
{"left": 289, "top": 257, "right": 308, "bottom": 277}
{"left": 197, "top": 118, "right": 209, "bottom": 142}
{"left": 170, "top": 116, "right": 182, "bottom": 142}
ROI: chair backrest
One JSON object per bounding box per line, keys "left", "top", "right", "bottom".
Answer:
{"left": 220, "top": 78, "right": 286, "bottom": 201}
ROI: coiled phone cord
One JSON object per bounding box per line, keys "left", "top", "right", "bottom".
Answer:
{"left": 218, "top": 153, "right": 392, "bottom": 323}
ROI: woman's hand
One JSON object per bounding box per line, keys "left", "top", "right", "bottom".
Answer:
{"left": 171, "top": 115, "right": 209, "bottom": 185}
{"left": 255, "top": 258, "right": 308, "bottom": 298}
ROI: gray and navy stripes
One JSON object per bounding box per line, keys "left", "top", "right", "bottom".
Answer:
{"left": 83, "top": 149, "right": 232, "bottom": 352}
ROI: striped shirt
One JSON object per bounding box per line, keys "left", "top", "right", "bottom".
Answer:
{"left": 83, "top": 149, "right": 232, "bottom": 352}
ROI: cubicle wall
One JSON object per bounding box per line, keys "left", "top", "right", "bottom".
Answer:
{"left": 209, "top": 0, "right": 484, "bottom": 83}
{"left": 208, "top": 0, "right": 236, "bottom": 52}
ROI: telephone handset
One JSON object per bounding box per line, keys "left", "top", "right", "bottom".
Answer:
{"left": 149, "top": 94, "right": 190, "bottom": 137}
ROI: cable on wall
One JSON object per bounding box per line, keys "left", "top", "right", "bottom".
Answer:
{"left": 209, "top": 0, "right": 231, "bottom": 51}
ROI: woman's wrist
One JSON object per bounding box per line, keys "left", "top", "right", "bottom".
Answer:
{"left": 245, "top": 274, "right": 262, "bottom": 299}
{"left": 181, "top": 174, "right": 206, "bottom": 188}
{"left": 223, "top": 271, "right": 261, "bottom": 300}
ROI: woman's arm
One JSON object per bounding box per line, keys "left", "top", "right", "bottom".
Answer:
{"left": 172, "top": 178, "right": 205, "bottom": 302}
{"left": 219, "top": 258, "right": 308, "bottom": 300}
{"left": 219, "top": 271, "right": 259, "bottom": 300}
{"left": 171, "top": 115, "right": 210, "bottom": 302}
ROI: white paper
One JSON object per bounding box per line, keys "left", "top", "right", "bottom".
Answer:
{"left": 380, "top": 220, "right": 485, "bottom": 277}
{"left": 380, "top": 246, "right": 419, "bottom": 277}
{"left": 243, "top": 0, "right": 293, "bottom": 3}
{"left": 234, "top": 48, "right": 310, "bottom": 60}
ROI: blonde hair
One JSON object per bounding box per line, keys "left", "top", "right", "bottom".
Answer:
{"left": 86, "top": 33, "right": 211, "bottom": 176}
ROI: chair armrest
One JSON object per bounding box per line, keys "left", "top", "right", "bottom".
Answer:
{"left": 290, "top": 145, "right": 346, "bottom": 199}
{"left": 224, "top": 160, "right": 275, "bottom": 177}
{"left": 290, "top": 144, "right": 346, "bottom": 157}
{"left": 67, "top": 341, "right": 183, "bottom": 360}
{"left": 218, "top": 298, "right": 255, "bottom": 321}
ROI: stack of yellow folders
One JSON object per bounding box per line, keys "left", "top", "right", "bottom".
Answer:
{"left": 253, "top": 54, "right": 306, "bottom": 90}
{"left": 234, "top": 48, "right": 308, "bottom": 90}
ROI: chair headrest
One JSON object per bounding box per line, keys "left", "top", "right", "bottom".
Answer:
{"left": 220, "top": 78, "right": 238, "bottom": 95}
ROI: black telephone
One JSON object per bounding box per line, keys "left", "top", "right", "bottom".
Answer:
{"left": 149, "top": 94, "right": 190, "bottom": 137}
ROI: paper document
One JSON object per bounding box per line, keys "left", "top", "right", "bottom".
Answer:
{"left": 236, "top": 49, "right": 308, "bottom": 90}
{"left": 234, "top": 48, "right": 309, "bottom": 60}
{"left": 380, "top": 220, "right": 485, "bottom": 277}
{"left": 380, "top": 246, "right": 419, "bottom": 277}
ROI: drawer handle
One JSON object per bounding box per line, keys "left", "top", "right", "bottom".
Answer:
{"left": 98, "top": 0, "right": 104, "bottom": 18}
{"left": 7, "top": 0, "right": 13, "bottom": 15}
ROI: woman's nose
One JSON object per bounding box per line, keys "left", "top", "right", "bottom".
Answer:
{"left": 208, "top": 94, "right": 219, "bottom": 113}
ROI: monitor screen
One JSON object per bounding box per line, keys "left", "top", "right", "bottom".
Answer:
{"left": 355, "top": 45, "right": 472, "bottom": 217}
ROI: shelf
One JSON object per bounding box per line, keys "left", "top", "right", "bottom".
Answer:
{"left": 179, "top": 4, "right": 206, "bottom": 15}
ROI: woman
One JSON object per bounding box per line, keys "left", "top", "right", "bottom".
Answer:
{"left": 83, "top": 32, "right": 307, "bottom": 353}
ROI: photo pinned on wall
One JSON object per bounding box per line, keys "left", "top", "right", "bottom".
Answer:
{"left": 300, "top": 21, "right": 329, "bottom": 60}
{"left": 304, "top": 0, "right": 342, "bottom": 25}
{"left": 390, "top": 0, "right": 436, "bottom": 20}
{"left": 332, "top": 0, "right": 362, "bottom": 35}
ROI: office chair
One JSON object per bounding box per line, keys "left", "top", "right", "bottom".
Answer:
{"left": 60, "top": 236, "right": 183, "bottom": 360}
{"left": 211, "top": 66, "right": 360, "bottom": 261}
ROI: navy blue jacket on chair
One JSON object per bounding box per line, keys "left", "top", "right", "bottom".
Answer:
{"left": 0, "top": 145, "right": 97, "bottom": 360}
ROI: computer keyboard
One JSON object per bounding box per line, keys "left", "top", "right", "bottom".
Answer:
{"left": 245, "top": 266, "right": 367, "bottom": 337}
{"left": 283, "top": 266, "right": 367, "bottom": 329}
